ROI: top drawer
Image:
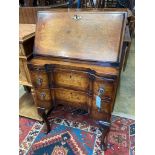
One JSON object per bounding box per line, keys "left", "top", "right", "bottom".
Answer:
{"left": 28, "top": 65, "right": 49, "bottom": 89}
{"left": 53, "top": 68, "right": 89, "bottom": 92}
{"left": 93, "top": 75, "right": 117, "bottom": 100}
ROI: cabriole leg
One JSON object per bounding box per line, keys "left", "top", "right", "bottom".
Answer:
{"left": 37, "top": 107, "right": 50, "bottom": 134}
{"left": 97, "top": 121, "right": 110, "bottom": 151}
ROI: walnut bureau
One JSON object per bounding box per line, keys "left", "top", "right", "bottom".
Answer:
{"left": 19, "top": 24, "right": 35, "bottom": 90}
{"left": 27, "top": 10, "right": 127, "bottom": 150}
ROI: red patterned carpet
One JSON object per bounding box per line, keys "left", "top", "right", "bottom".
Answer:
{"left": 19, "top": 117, "right": 36, "bottom": 144}
{"left": 19, "top": 110, "right": 135, "bottom": 155}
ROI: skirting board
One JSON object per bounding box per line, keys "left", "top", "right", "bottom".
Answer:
{"left": 112, "top": 111, "right": 135, "bottom": 120}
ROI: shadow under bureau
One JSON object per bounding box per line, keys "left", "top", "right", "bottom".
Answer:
{"left": 27, "top": 9, "right": 127, "bottom": 150}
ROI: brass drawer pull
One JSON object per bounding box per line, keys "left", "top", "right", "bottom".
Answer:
{"left": 36, "top": 78, "right": 43, "bottom": 86}
{"left": 40, "top": 92, "right": 46, "bottom": 100}
{"left": 98, "top": 87, "right": 105, "bottom": 97}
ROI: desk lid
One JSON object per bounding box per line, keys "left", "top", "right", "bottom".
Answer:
{"left": 34, "top": 10, "right": 127, "bottom": 65}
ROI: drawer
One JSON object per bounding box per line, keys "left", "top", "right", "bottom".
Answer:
{"left": 32, "top": 88, "right": 52, "bottom": 109}
{"left": 29, "top": 66, "right": 49, "bottom": 88}
{"left": 53, "top": 68, "right": 89, "bottom": 91}
{"left": 54, "top": 88, "right": 88, "bottom": 108}
{"left": 93, "top": 76, "right": 116, "bottom": 99}
{"left": 92, "top": 95, "right": 113, "bottom": 114}
{"left": 35, "top": 89, "right": 51, "bottom": 101}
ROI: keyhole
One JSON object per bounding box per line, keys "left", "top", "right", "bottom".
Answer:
{"left": 70, "top": 75, "right": 72, "bottom": 78}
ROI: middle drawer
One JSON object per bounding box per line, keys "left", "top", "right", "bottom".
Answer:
{"left": 53, "top": 68, "right": 89, "bottom": 91}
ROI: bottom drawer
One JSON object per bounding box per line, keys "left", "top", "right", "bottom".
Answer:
{"left": 35, "top": 89, "right": 51, "bottom": 101}
{"left": 31, "top": 89, "right": 52, "bottom": 109}
{"left": 54, "top": 88, "right": 88, "bottom": 109}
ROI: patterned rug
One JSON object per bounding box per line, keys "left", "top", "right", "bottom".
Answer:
{"left": 19, "top": 109, "right": 135, "bottom": 155}
{"left": 19, "top": 117, "right": 36, "bottom": 144}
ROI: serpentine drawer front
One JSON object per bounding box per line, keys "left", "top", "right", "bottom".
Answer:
{"left": 28, "top": 63, "right": 117, "bottom": 117}
{"left": 27, "top": 10, "right": 127, "bottom": 150}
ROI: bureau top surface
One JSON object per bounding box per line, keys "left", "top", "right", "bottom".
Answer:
{"left": 29, "top": 57, "right": 119, "bottom": 76}
{"left": 34, "top": 10, "right": 127, "bottom": 63}
{"left": 19, "top": 24, "right": 36, "bottom": 43}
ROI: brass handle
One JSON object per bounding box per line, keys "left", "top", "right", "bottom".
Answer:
{"left": 40, "top": 92, "right": 46, "bottom": 100}
{"left": 72, "top": 15, "right": 81, "bottom": 20}
{"left": 98, "top": 87, "right": 105, "bottom": 97}
{"left": 36, "top": 78, "right": 43, "bottom": 86}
